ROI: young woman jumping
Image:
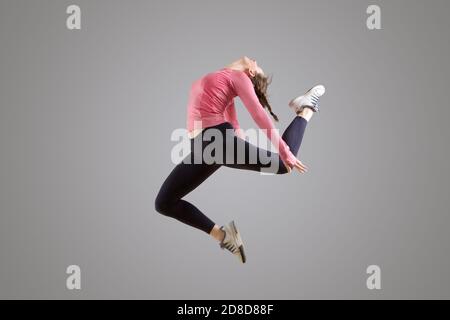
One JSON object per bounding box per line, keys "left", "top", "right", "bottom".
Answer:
{"left": 155, "top": 56, "right": 325, "bottom": 263}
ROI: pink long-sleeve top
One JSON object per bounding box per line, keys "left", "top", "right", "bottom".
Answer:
{"left": 186, "top": 68, "right": 297, "bottom": 168}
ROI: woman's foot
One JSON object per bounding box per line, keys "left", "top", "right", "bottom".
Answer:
{"left": 219, "top": 221, "right": 246, "bottom": 263}
{"left": 289, "top": 84, "right": 326, "bottom": 113}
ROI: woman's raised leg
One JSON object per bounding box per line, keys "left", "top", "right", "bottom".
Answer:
{"left": 222, "top": 110, "right": 312, "bottom": 174}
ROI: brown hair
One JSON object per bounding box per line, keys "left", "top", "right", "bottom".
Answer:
{"left": 250, "top": 73, "right": 278, "bottom": 122}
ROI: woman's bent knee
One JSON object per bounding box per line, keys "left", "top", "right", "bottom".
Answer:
{"left": 155, "top": 192, "right": 172, "bottom": 216}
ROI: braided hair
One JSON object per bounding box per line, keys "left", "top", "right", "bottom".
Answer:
{"left": 250, "top": 73, "right": 279, "bottom": 122}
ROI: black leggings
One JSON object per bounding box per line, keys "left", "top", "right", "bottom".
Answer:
{"left": 155, "top": 116, "right": 308, "bottom": 234}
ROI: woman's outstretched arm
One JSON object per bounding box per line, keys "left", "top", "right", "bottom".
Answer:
{"left": 229, "top": 70, "right": 297, "bottom": 169}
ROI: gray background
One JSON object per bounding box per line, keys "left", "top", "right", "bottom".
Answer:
{"left": 0, "top": 0, "right": 449, "bottom": 299}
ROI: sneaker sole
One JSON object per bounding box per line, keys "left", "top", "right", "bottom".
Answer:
{"left": 230, "top": 221, "right": 246, "bottom": 264}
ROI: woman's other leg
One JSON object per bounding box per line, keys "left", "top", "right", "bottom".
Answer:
{"left": 155, "top": 160, "right": 221, "bottom": 235}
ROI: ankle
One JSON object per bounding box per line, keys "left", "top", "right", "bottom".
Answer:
{"left": 297, "top": 107, "right": 314, "bottom": 122}
{"left": 210, "top": 225, "right": 225, "bottom": 242}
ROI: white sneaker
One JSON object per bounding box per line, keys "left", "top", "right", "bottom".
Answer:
{"left": 289, "top": 84, "right": 326, "bottom": 113}
{"left": 219, "top": 221, "right": 246, "bottom": 263}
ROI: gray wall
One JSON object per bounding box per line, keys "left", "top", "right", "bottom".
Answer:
{"left": 0, "top": 0, "right": 449, "bottom": 299}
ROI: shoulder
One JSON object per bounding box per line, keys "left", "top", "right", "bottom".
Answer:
{"left": 228, "top": 69, "right": 252, "bottom": 90}
{"left": 227, "top": 68, "right": 249, "bottom": 79}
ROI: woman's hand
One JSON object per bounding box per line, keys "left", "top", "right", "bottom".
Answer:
{"left": 283, "top": 157, "right": 308, "bottom": 174}
{"left": 293, "top": 158, "right": 308, "bottom": 173}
